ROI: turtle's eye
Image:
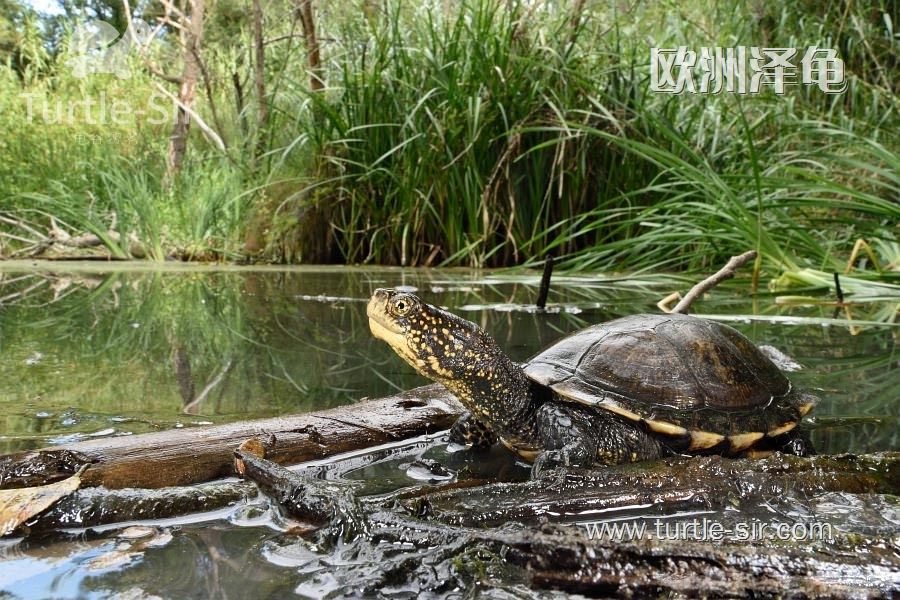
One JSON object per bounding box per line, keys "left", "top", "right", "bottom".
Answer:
{"left": 391, "top": 294, "right": 414, "bottom": 316}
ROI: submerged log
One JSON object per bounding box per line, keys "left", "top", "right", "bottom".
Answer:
{"left": 235, "top": 449, "right": 367, "bottom": 536}
{"left": 413, "top": 451, "right": 900, "bottom": 527}
{"left": 26, "top": 480, "right": 256, "bottom": 534}
{"left": 0, "top": 384, "right": 460, "bottom": 490}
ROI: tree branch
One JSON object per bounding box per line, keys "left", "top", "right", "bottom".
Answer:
{"left": 660, "top": 250, "right": 758, "bottom": 314}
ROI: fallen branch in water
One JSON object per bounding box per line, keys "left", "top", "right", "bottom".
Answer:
{"left": 0, "top": 384, "right": 460, "bottom": 490}
{"left": 25, "top": 480, "right": 256, "bottom": 534}
{"left": 658, "top": 250, "right": 758, "bottom": 314}
{"left": 412, "top": 451, "right": 899, "bottom": 527}
{"left": 0, "top": 212, "right": 147, "bottom": 259}
{"left": 235, "top": 448, "right": 367, "bottom": 536}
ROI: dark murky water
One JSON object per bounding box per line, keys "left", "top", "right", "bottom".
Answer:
{"left": 0, "top": 262, "right": 896, "bottom": 598}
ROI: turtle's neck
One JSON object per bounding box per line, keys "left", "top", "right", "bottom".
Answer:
{"left": 440, "top": 349, "right": 535, "bottom": 433}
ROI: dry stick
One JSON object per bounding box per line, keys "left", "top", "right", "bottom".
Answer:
{"left": 182, "top": 358, "right": 235, "bottom": 414}
{"left": 833, "top": 272, "right": 844, "bottom": 304}
{"left": 535, "top": 254, "right": 554, "bottom": 309}
{"left": 153, "top": 82, "right": 226, "bottom": 151}
{"left": 666, "top": 250, "right": 757, "bottom": 314}
{"left": 0, "top": 215, "right": 45, "bottom": 240}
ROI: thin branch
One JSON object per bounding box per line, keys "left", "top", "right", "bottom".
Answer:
{"left": 193, "top": 46, "right": 229, "bottom": 150}
{"left": 0, "top": 215, "right": 41, "bottom": 237}
{"left": 183, "top": 359, "right": 235, "bottom": 414}
{"left": 665, "top": 250, "right": 758, "bottom": 314}
{"left": 146, "top": 62, "right": 184, "bottom": 84}
{"left": 0, "top": 231, "right": 39, "bottom": 245}
{"left": 263, "top": 33, "right": 305, "bottom": 45}
{"left": 153, "top": 82, "right": 226, "bottom": 151}
{"left": 0, "top": 278, "right": 49, "bottom": 305}
{"left": 121, "top": 0, "right": 184, "bottom": 83}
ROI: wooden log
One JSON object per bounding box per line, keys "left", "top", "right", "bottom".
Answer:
{"left": 411, "top": 451, "right": 900, "bottom": 527}
{"left": 0, "top": 384, "right": 460, "bottom": 490}
{"left": 233, "top": 450, "right": 900, "bottom": 598}
{"left": 27, "top": 480, "right": 256, "bottom": 534}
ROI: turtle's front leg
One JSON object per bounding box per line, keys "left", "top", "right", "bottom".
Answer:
{"left": 532, "top": 404, "right": 665, "bottom": 478}
{"left": 448, "top": 412, "right": 497, "bottom": 449}
{"left": 531, "top": 403, "right": 600, "bottom": 478}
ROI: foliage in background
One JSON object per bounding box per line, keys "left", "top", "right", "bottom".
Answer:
{"left": 0, "top": 0, "right": 897, "bottom": 278}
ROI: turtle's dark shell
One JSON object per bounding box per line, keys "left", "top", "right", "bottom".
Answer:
{"left": 524, "top": 313, "right": 814, "bottom": 453}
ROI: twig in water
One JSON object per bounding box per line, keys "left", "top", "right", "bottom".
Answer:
{"left": 535, "top": 255, "right": 554, "bottom": 310}
{"left": 660, "top": 250, "right": 757, "bottom": 314}
{"left": 183, "top": 358, "right": 235, "bottom": 414}
{"left": 833, "top": 272, "right": 844, "bottom": 304}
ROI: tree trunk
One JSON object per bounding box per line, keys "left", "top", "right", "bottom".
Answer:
{"left": 0, "top": 384, "right": 459, "bottom": 490}
{"left": 166, "top": 0, "right": 206, "bottom": 177}
{"left": 251, "top": 0, "right": 268, "bottom": 159}
{"left": 232, "top": 69, "right": 248, "bottom": 138}
{"left": 297, "top": 0, "right": 323, "bottom": 91}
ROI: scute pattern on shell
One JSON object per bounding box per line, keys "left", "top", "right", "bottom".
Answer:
{"left": 524, "top": 313, "right": 791, "bottom": 414}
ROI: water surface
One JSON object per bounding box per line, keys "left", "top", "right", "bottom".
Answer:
{"left": 0, "top": 262, "right": 896, "bottom": 598}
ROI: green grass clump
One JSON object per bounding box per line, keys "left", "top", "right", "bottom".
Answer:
{"left": 265, "top": 0, "right": 897, "bottom": 275}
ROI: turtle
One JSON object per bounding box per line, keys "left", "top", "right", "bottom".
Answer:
{"left": 367, "top": 288, "right": 817, "bottom": 477}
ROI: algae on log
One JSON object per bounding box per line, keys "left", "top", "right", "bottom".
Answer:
{"left": 0, "top": 384, "right": 460, "bottom": 490}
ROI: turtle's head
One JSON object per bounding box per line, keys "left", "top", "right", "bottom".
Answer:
{"left": 367, "top": 288, "right": 499, "bottom": 386}
{"left": 368, "top": 288, "right": 532, "bottom": 425}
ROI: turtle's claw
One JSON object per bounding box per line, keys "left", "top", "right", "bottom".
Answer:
{"left": 532, "top": 450, "right": 569, "bottom": 486}
{"left": 449, "top": 413, "right": 498, "bottom": 449}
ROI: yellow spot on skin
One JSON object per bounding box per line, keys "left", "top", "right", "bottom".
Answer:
{"left": 426, "top": 355, "right": 453, "bottom": 378}
{"left": 369, "top": 319, "right": 417, "bottom": 363}
{"left": 728, "top": 431, "right": 764, "bottom": 452}
{"left": 596, "top": 450, "right": 617, "bottom": 464}
{"left": 798, "top": 402, "right": 814, "bottom": 417}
